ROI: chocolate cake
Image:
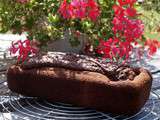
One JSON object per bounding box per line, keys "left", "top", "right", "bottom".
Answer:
{"left": 7, "top": 52, "right": 152, "bottom": 114}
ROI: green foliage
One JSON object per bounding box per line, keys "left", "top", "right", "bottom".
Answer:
{"left": 0, "top": 0, "right": 115, "bottom": 46}
{"left": 141, "top": 0, "right": 160, "bottom": 13}
{"left": 136, "top": 1, "right": 160, "bottom": 41}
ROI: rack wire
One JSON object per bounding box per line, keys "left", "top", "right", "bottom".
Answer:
{"left": 0, "top": 67, "right": 160, "bottom": 120}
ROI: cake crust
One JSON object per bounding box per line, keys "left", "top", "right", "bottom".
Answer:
{"left": 7, "top": 52, "right": 152, "bottom": 114}
{"left": 7, "top": 65, "right": 152, "bottom": 114}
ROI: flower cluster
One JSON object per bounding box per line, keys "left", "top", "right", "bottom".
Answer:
{"left": 59, "top": 0, "right": 100, "bottom": 21}
{"left": 145, "top": 39, "right": 160, "bottom": 55}
{"left": 10, "top": 40, "right": 38, "bottom": 63}
{"left": 97, "top": 38, "right": 131, "bottom": 62}
{"left": 9, "top": 0, "right": 160, "bottom": 63}
{"left": 97, "top": 0, "right": 144, "bottom": 62}
{"left": 112, "top": 17, "right": 144, "bottom": 42}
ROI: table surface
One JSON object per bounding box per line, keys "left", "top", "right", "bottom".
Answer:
{"left": 0, "top": 50, "right": 160, "bottom": 120}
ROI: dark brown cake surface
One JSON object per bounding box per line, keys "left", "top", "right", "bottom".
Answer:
{"left": 7, "top": 52, "right": 153, "bottom": 114}
{"left": 21, "top": 52, "right": 138, "bottom": 81}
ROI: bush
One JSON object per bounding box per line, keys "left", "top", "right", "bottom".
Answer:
{"left": 2, "top": 0, "right": 160, "bottom": 63}
{"left": 0, "top": 0, "right": 115, "bottom": 46}
{"left": 137, "top": 0, "right": 160, "bottom": 34}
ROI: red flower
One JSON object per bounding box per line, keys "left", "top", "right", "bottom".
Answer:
{"left": 145, "top": 39, "right": 160, "bottom": 55}
{"left": 88, "top": 9, "right": 100, "bottom": 21}
{"left": 118, "top": 0, "right": 136, "bottom": 7}
{"left": 113, "top": 5, "right": 124, "bottom": 17}
{"left": 9, "top": 39, "right": 38, "bottom": 63}
{"left": 87, "top": 0, "right": 100, "bottom": 21}
{"left": 96, "top": 39, "right": 112, "bottom": 59}
{"left": 97, "top": 0, "right": 142, "bottom": 63}
{"left": 118, "top": 0, "right": 128, "bottom": 7}
{"left": 59, "top": 0, "right": 74, "bottom": 19}
{"left": 59, "top": 0, "right": 100, "bottom": 21}
{"left": 71, "top": 0, "right": 87, "bottom": 19}
{"left": 97, "top": 38, "right": 133, "bottom": 62}
{"left": 114, "top": 0, "right": 137, "bottom": 17}
{"left": 96, "top": 0, "right": 158, "bottom": 62}
{"left": 112, "top": 15, "right": 144, "bottom": 42}
{"left": 124, "top": 7, "right": 137, "bottom": 17}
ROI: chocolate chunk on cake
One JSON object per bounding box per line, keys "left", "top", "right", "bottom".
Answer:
{"left": 7, "top": 52, "right": 152, "bottom": 114}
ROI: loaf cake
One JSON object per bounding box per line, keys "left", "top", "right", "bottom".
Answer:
{"left": 7, "top": 52, "right": 152, "bottom": 114}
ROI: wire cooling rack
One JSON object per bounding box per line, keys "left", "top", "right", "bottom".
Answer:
{"left": 0, "top": 70, "right": 160, "bottom": 120}
{"left": 0, "top": 52, "right": 160, "bottom": 120}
